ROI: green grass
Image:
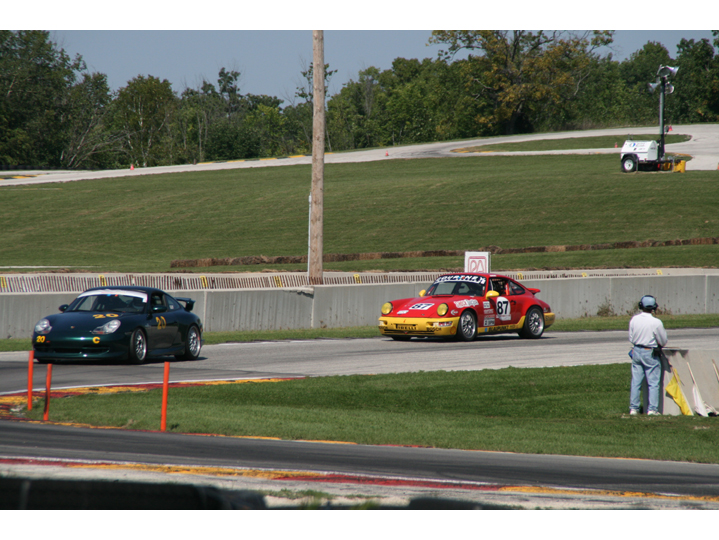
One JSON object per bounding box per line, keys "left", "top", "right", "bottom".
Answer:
{"left": 3, "top": 314, "right": 718, "bottom": 352}
{"left": 1, "top": 153, "right": 717, "bottom": 273}
{"left": 460, "top": 133, "right": 692, "bottom": 152}
{"left": 21, "top": 365, "right": 719, "bottom": 464}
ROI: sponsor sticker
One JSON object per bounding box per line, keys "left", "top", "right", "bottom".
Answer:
{"left": 483, "top": 318, "right": 495, "bottom": 327}
{"left": 483, "top": 301, "right": 491, "bottom": 309}
{"left": 398, "top": 310, "right": 408, "bottom": 314}
{"left": 454, "top": 299, "right": 479, "bottom": 308}
{"left": 434, "top": 275, "right": 486, "bottom": 284}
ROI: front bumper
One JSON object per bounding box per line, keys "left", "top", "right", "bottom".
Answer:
{"left": 32, "top": 332, "right": 130, "bottom": 362}
{"left": 378, "top": 316, "right": 459, "bottom": 337}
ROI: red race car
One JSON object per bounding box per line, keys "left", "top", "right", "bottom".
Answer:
{"left": 378, "top": 272, "right": 555, "bottom": 341}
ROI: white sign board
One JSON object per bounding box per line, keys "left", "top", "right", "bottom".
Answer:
{"left": 464, "top": 251, "right": 491, "bottom": 273}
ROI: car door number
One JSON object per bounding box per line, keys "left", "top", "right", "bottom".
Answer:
{"left": 496, "top": 297, "right": 511, "bottom": 321}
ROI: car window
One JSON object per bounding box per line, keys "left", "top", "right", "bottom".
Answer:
{"left": 426, "top": 275, "right": 486, "bottom": 296}
{"left": 166, "top": 296, "right": 181, "bottom": 311}
{"left": 70, "top": 293, "right": 146, "bottom": 313}
{"left": 150, "top": 293, "right": 165, "bottom": 308}
{"left": 508, "top": 282, "right": 525, "bottom": 295}
{"left": 490, "top": 278, "right": 509, "bottom": 295}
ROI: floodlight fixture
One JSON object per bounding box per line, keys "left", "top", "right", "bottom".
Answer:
{"left": 657, "top": 65, "right": 679, "bottom": 78}
{"left": 648, "top": 81, "right": 660, "bottom": 93}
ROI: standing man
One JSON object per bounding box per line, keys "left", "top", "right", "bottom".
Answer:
{"left": 629, "top": 295, "right": 668, "bottom": 416}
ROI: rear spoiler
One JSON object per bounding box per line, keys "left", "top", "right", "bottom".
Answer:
{"left": 175, "top": 297, "right": 196, "bottom": 312}
{"left": 527, "top": 287, "right": 541, "bottom": 295}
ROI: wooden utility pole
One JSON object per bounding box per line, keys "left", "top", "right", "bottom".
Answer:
{"left": 309, "top": 30, "right": 325, "bottom": 285}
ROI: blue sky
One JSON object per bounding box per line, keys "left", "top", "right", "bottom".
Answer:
{"left": 9, "top": 2, "right": 715, "bottom": 102}
{"left": 48, "top": 30, "right": 715, "bottom": 102}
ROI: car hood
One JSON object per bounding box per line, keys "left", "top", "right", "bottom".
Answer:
{"left": 44, "top": 311, "right": 141, "bottom": 333}
{"left": 389, "top": 296, "right": 486, "bottom": 317}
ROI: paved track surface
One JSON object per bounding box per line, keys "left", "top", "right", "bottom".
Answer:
{"left": 1, "top": 125, "right": 717, "bottom": 189}
{"left": 2, "top": 328, "right": 718, "bottom": 393}
{"left": 2, "top": 329, "right": 719, "bottom": 509}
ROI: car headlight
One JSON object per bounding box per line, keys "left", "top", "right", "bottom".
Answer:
{"left": 92, "top": 319, "right": 121, "bottom": 335}
{"left": 437, "top": 303, "right": 449, "bottom": 316}
{"left": 34, "top": 319, "right": 52, "bottom": 334}
{"left": 381, "top": 302, "right": 393, "bottom": 315}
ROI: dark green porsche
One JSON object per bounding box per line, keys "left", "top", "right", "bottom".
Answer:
{"left": 32, "top": 286, "right": 203, "bottom": 364}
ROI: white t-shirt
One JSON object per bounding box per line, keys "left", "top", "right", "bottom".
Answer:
{"left": 629, "top": 312, "right": 668, "bottom": 348}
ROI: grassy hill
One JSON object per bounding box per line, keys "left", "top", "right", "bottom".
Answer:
{"left": 1, "top": 152, "right": 717, "bottom": 273}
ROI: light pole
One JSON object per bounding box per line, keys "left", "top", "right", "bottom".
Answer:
{"left": 648, "top": 65, "right": 678, "bottom": 161}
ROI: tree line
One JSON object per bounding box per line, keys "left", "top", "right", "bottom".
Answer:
{"left": 2, "top": 30, "right": 718, "bottom": 171}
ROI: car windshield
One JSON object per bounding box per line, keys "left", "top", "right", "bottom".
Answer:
{"left": 68, "top": 290, "right": 148, "bottom": 313}
{"left": 425, "top": 275, "right": 486, "bottom": 296}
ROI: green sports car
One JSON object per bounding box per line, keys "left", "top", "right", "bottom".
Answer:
{"left": 32, "top": 286, "right": 203, "bottom": 364}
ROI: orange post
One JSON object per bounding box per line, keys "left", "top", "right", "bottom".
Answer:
{"left": 43, "top": 364, "right": 53, "bottom": 421}
{"left": 161, "top": 361, "right": 170, "bottom": 432}
{"left": 27, "top": 351, "right": 34, "bottom": 410}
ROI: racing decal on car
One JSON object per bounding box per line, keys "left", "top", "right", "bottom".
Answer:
{"left": 483, "top": 318, "right": 495, "bottom": 327}
{"left": 483, "top": 301, "right": 491, "bottom": 309}
{"left": 398, "top": 310, "right": 409, "bottom": 314}
{"left": 495, "top": 297, "right": 511, "bottom": 321}
{"left": 454, "top": 299, "right": 479, "bottom": 308}
{"left": 451, "top": 310, "right": 459, "bottom": 316}
{"left": 434, "top": 275, "right": 486, "bottom": 284}
{"left": 408, "top": 303, "right": 434, "bottom": 310}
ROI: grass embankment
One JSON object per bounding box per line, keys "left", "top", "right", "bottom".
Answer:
{"left": 22, "top": 364, "right": 719, "bottom": 464}
{"left": 1, "top": 151, "right": 717, "bottom": 273}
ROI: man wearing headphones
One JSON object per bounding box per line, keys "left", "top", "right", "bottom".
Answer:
{"left": 629, "top": 295, "right": 668, "bottom": 415}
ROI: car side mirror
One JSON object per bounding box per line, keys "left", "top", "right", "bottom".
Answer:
{"left": 419, "top": 290, "right": 426, "bottom": 297}
{"left": 486, "top": 291, "right": 499, "bottom": 298}
{"left": 59, "top": 304, "right": 69, "bottom": 312}
{"left": 152, "top": 305, "right": 168, "bottom": 313}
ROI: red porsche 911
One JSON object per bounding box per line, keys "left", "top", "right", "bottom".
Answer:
{"left": 378, "top": 272, "right": 555, "bottom": 341}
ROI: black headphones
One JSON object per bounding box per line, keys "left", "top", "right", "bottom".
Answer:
{"left": 638, "top": 295, "right": 658, "bottom": 311}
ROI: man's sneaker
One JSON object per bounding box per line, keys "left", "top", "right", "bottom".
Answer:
{"left": 630, "top": 409, "right": 639, "bottom": 415}
{"left": 647, "top": 410, "right": 661, "bottom": 416}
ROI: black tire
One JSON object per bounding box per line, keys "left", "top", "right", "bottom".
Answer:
{"left": 621, "top": 154, "right": 638, "bottom": 173}
{"left": 456, "top": 311, "right": 477, "bottom": 341}
{"left": 177, "top": 325, "right": 202, "bottom": 360}
{"left": 129, "top": 328, "right": 147, "bottom": 364}
{"left": 390, "top": 336, "right": 411, "bottom": 341}
{"left": 519, "top": 307, "right": 545, "bottom": 339}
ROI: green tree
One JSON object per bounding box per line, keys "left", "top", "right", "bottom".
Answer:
{"left": 429, "top": 30, "right": 614, "bottom": 135}
{"left": 112, "top": 75, "right": 177, "bottom": 167}
{"left": 60, "top": 72, "right": 120, "bottom": 169}
{"left": 0, "top": 30, "right": 84, "bottom": 168}
{"left": 674, "top": 37, "right": 719, "bottom": 122}
{"left": 618, "top": 41, "right": 674, "bottom": 126}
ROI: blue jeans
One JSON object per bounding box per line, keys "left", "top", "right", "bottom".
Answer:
{"left": 630, "top": 347, "right": 661, "bottom": 413}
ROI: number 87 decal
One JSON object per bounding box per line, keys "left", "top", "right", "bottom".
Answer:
{"left": 495, "top": 297, "right": 511, "bottom": 321}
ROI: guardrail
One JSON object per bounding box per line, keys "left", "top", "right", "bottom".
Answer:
{"left": 0, "top": 269, "right": 691, "bottom": 294}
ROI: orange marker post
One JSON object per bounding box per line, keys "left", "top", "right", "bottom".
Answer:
{"left": 43, "top": 364, "right": 53, "bottom": 421}
{"left": 161, "top": 361, "right": 170, "bottom": 432}
{"left": 27, "top": 351, "right": 34, "bottom": 410}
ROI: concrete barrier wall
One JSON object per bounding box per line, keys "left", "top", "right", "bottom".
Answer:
{"left": 0, "top": 292, "right": 79, "bottom": 339}
{"left": 1, "top": 275, "right": 717, "bottom": 338}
